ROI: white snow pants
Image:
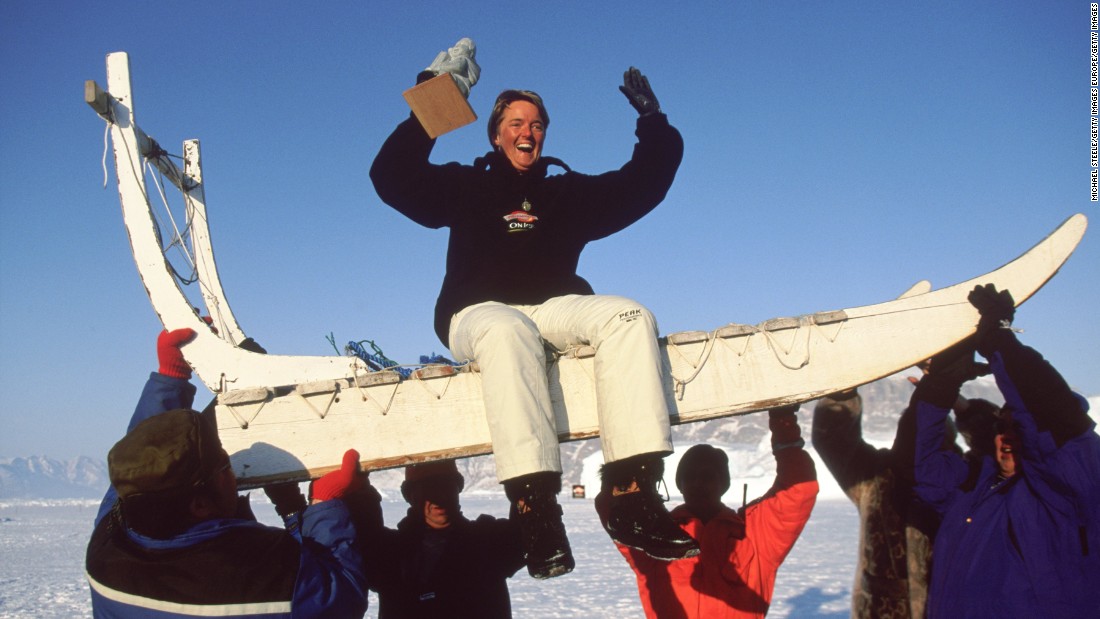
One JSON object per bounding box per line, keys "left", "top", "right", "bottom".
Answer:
{"left": 448, "top": 294, "right": 673, "bottom": 482}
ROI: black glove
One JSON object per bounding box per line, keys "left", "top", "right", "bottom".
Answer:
{"left": 234, "top": 494, "right": 258, "bottom": 522}
{"left": 914, "top": 339, "right": 989, "bottom": 408}
{"left": 239, "top": 337, "right": 268, "bottom": 354}
{"left": 342, "top": 478, "right": 384, "bottom": 537}
{"left": 264, "top": 481, "right": 307, "bottom": 518}
{"left": 619, "top": 67, "right": 661, "bottom": 117}
{"left": 769, "top": 404, "right": 805, "bottom": 453}
{"left": 968, "top": 284, "right": 1015, "bottom": 357}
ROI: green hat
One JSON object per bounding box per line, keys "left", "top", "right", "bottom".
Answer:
{"left": 108, "top": 409, "right": 226, "bottom": 498}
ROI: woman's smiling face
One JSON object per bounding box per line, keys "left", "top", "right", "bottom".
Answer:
{"left": 493, "top": 100, "right": 545, "bottom": 173}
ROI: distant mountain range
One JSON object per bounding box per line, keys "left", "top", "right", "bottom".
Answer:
{"left": 3, "top": 372, "right": 1092, "bottom": 502}
{"left": 0, "top": 455, "right": 109, "bottom": 500}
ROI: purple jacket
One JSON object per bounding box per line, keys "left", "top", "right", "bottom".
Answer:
{"left": 915, "top": 341, "right": 1100, "bottom": 618}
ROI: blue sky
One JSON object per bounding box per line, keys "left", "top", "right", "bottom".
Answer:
{"left": 1, "top": 1, "right": 1096, "bottom": 458}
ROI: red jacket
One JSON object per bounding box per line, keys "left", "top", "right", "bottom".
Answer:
{"left": 610, "top": 449, "right": 817, "bottom": 618}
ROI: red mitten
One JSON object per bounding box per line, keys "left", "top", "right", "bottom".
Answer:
{"left": 310, "top": 449, "right": 362, "bottom": 503}
{"left": 157, "top": 328, "right": 196, "bottom": 379}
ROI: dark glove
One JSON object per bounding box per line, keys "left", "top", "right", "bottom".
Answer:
{"left": 157, "top": 328, "right": 196, "bottom": 379}
{"left": 619, "top": 67, "right": 661, "bottom": 117}
{"left": 264, "top": 481, "right": 307, "bottom": 518}
{"left": 769, "top": 404, "right": 805, "bottom": 452}
{"left": 341, "top": 476, "right": 384, "bottom": 536}
{"left": 416, "top": 70, "right": 435, "bottom": 84}
{"left": 968, "top": 284, "right": 1015, "bottom": 357}
{"left": 914, "top": 339, "right": 990, "bottom": 408}
{"left": 309, "top": 449, "right": 364, "bottom": 503}
{"left": 234, "top": 494, "right": 258, "bottom": 521}
{"left": 239, "top": 337, "right": 267, "bottom": 354}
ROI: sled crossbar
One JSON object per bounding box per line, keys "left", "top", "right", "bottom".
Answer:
{"left": 85, "top": 79, "right": 195, "bottom": 193}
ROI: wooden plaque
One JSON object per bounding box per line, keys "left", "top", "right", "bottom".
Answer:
{"left": 403, "top": 74, "right": 477, "bottom": 138}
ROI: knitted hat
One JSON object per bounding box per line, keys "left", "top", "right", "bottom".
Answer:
{"left": 108, "top": 409, "right": 227, "bottom": 498}
{"left": 675, "top": 444, "right": 730, "bottom": 493}
{"left": 400, "top": 460, "right": 464, "bottom": 504}
{"left": 956, "top": 398, "right": 1001, "bottom": 456}
{"left": 404, "top": 459, "right": 460, "bottom": 483}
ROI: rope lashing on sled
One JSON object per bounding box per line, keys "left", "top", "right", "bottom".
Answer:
{"left": 99, "top": 108, "right": 202, "bottom": 286}
{"left": 349, "top": 365, "right": 402, "bottom": 416}
{"left": 345, "top": 339, "right": 411, "bottom": 377}
{"left": 412, "top": 366, "right": 457, "bottom": 400}
{"left": 666, "top": 311, "right": 849, "bottom": 399}
{"left": 666, "top": 331, "right": 718, "bottom": 400}
{"left": 100, "top": 119, "right": 112, "bottom": 188}
{"left": 292, "top": 380, "right": 341, "bottom": 420}
{"left": 219, "top": 387, "right": 271, "bottom": 429}
{"left": 334, "top": 339, "right": 469, "bottom": 410}
{"left": 328, "top": 333, "right": 465, "bottom": 382}
{"left": 146, "top": 157, "right": 200, "bottom": 285}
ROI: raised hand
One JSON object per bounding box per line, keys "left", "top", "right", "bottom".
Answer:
{"left": 968, "top": 284, "right": 1016, "bottom": 356}
{"left": 157, "top": 328, "right": 196, "bottom": 379}
{"left": 310, "top": 449, "right": 364, "bottom": 503}
{"left": 619, "top": 67, "right": 661, "bottom": 117}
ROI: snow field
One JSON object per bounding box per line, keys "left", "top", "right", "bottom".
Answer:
{"left": 0, "top": 497, "right": 858, "bottom": 618}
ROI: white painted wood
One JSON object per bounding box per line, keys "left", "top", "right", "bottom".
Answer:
{"left": 182, "top": 140, "right": 248, "bottom": 345}
{"left": 93, "top": 53, "right": 375, "bottom": 402}
{"left": 89, "top": 52, "right": 1089, "bottom": 487}
{"left": 898, "top": 280, "right": 932, "bottom": 299}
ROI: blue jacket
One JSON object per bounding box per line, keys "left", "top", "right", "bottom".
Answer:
{"left": 915, "top": 343, "right": 1100, "bottom": 618}
{"left": 86, "top": 372, "right": 368, "bottom": 618}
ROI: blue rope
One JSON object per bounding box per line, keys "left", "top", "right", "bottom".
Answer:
{"left": 328, "top": 333, "right": 458, "bottom": 378}
{"left": 419, "top": 353, "right": 457, "bottom": 366}
{"left": 345, "top": 340, "right": 412, "bottom": 378}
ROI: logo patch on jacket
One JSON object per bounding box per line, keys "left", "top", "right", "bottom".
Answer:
{"left": 503, "top": 210, "right": 538, "bottom": 233}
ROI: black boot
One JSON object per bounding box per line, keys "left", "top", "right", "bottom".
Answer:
{"left": 600, "top": 453, "right": 700, "bottom": 561}
{"left": 504, "top": 472, "right": 575, "bottom": 579}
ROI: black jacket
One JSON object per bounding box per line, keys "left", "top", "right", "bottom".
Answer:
{"left": 370, "top": 113, "right": 683, "bottom": 344}
{"left": 364, "top": 509, "right": 525, "bottom": 619}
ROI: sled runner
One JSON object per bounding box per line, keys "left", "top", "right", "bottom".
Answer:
{"left": 87, "top": 52, "right": 1088, "bottom": 486}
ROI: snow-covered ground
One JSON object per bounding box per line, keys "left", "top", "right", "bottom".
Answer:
{"left": 7, "top": 396, "right": 1093, "bottom": 617}
{"left": 0, "top": 424, "right": 897, "bottom": 619}
{"left": 0, "top": 499, "right": 101, "bottom": 618}
{"left": 0, "top": 403, "right": 873, "bottom": 618}
{"left": 0, "top": 494, "right": 858, "bottom": 618}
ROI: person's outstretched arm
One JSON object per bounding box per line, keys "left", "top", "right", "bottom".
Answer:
{"left": 811, "top": 390, "right": 881, "bottom": 503}
{"left": 95, "top": 329, "right": 199, "bottom": 526}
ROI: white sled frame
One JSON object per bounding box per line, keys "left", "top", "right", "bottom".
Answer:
{"left": 88, "top": 52, "right": 1088, "bottom": 487}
